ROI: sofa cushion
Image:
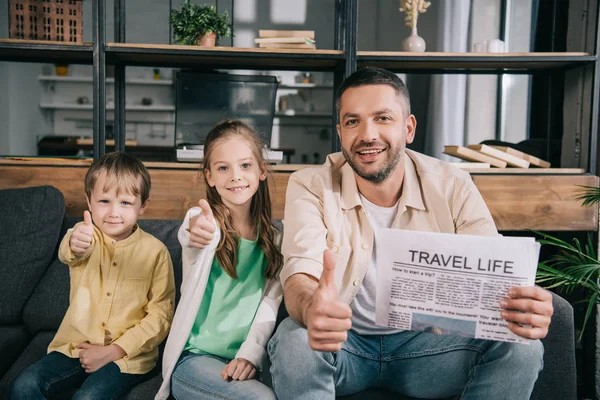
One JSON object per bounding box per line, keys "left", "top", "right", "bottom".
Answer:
{"left": 137, "top": 219, "right": 183, "bottom": 303}
{"left": 0, "top": 186, "right": 65, "bottom": 324}
{"left": 530, "top": 292, "right": 576, "bottom": 400}
{"left": 22, "top": 258, "right": 70, "bottom": 334}
{"left": 0, "top": 331, "right": 55, "bottom": 397}
{"left": 0, "top": 326, "right": 31, "bottom": 378}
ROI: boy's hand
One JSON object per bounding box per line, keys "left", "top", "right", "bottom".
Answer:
{"left": 221, "top": 358, "right": 256, "bottom": 381}
{"left": 77, "top": 343, "right": 126, "bottom": 373}
{"left": 70, "top": 211, "right": 95, "bottom": 256}
{"left": 188, "top": 199, "right": 216, "bottom": 249}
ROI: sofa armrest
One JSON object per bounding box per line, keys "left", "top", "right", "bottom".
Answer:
{"left": 531, "top": 291, "right": 577, "bottom": 400}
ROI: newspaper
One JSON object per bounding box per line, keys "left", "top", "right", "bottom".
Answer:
{"left": 375, "top": 229, "right": 540, "bottom": 344}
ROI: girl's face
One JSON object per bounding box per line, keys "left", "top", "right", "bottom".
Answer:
{"left": 205, "top": 136, "right": 267, "bottom": 212}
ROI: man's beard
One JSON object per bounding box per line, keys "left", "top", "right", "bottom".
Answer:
{"left": 342, "top": 143, "right": 403, "bottom": 183}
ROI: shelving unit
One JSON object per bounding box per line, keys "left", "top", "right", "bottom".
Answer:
{"left": 1, "top": 0, "right": 599, "bottom": 233}
{"left": 357, "top": 52, "right": 596, "bottom": 73}
{"left": 38, "top": 76, "right": 174, "bottom": 85}
{"left": 38, "top": 103, "right": 175, "bottom": 111}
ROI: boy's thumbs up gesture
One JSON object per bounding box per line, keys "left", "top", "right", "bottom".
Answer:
{"left": 188, "top": 199, "right": 216, "bottom": 249}
{"left": 70, "top": 211, "right": 95, "bottom": 256}
{"left": 305, "top": 250, "right": 352, "bottom": 352}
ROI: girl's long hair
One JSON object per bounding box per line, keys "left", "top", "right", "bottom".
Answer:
{"left": 202, "top": 119, "right": 283, "bottom": 280}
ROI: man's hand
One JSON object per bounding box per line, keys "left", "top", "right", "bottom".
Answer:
{"left": 221, "top": 358, "right": 256, "bottom": 381}
{"left": 500, "top": 286, "right": 554, "bottom": 339}
{"left": 77, "top": 343, "right": 126, "bottom": 373}
{"left": 70, "top": 211, "right": 94, "bottom": 256}
{"left": 188, "top": 199, "right": 216, "bottom": 249}
{"left": 304, "top": 250, "right": 352, "bottom": 352}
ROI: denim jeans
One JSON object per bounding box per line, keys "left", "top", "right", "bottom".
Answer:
{"left": 7, "top": 351, "right": 149, "bottom": 400}
{"left": 268, "top": 318, "right": 544, "bottom": 400}
{"left": 171, "top": 351, "right": 276, "bottom": 400}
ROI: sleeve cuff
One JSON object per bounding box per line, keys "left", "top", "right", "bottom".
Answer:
{"left": 279, "top": 258, "right": 323, "bottom": 288}
{"left": 113, "top": 330, "right": 142, "bottom": 360}
{"left": 236, "top": 341, "right": 267, "bottom": 370}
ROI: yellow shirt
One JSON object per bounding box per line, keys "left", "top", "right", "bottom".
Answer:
{"left": 280, "top": 150, "right": 498, "bottom": 304}
{"left": 51, "top": 223, "right": 175, "bottom": 374}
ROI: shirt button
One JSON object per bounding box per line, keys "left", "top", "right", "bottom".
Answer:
{"left": 362, "top": 243, "right": 370, "bottom": 250}
{"left": 331, "top": 246, "right": 339, "bottom": 253}
{"left": 101, "top": 322, "right": 106, "bottom": 327}
{"left": 112, "top": 240, "right": 116, "bottom": 245}
{"left": 107, "top": 292, "right": 111, "bottom": 297}
{"left": 353, "top": 279, "right": 360, "bottom": 286}
{"left": 112, "top": 262, "right": 117, "bottom": 267}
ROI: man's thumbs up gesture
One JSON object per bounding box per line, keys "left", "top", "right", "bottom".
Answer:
{"left": 188, "top": 199, "right": 216, "bottom": 249}
{"left": 70, "top": 210, "right": 95, "bottom": 256}
{"left": 305, "top": 250, "right": 352, "bottom": 352}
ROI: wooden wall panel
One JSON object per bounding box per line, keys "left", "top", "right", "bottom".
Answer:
{"left": 0, "top": 164, "right": 597, "bottom": 231}
{"left": 472, "top": 174, "right": 598, "bottom": 231}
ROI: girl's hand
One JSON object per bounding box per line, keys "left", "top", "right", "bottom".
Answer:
{"left": 188, "top": 199, "right": 216, "bottom": 248}
{"left": 221, "top": 358, "right": 256, "bottom": 381}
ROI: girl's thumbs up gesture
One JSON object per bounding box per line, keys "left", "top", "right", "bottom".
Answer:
{"left": 188, "top": 199, "right": 216, "bottom": 249}
{"left": 70, "top": 210, "right": 95, "bottom": 256}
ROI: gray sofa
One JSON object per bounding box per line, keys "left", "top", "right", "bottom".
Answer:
{"left": 0, "top": 185, "right": 577, "bottom": 400}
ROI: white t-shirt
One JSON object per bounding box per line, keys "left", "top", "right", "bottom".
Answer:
{"left": 350, "top": 194, "right": 404, "bottom": 335}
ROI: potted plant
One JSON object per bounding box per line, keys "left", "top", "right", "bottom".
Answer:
{"left": 169, "top": 1, "right": 232, "bottom": 47}
{"left": 535, "top": 185, "right": 600, "bottom": 339}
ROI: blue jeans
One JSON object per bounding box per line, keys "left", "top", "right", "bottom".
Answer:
{"left": 171, "top": 351, "right": 276, "bottom": 400}
{"left": 7, "top": 351, "right": 149, "bottom": 400}
{"left": 268, "top": 317, "right": 544, "bottom": 400}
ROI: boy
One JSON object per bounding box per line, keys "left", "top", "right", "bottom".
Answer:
{"left": 8, "top": 152, "right": 175, "bottom": 400}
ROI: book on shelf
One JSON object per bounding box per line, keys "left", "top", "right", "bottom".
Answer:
{"left": 443, "top": 146, "right": 508, "bottom": 168}
{"left": 254, "top": 37, "right": 315, "bottom": 45}
{"left": 489, "top": 145, "right": 551, "bottom": 168}
{"left": 258, "top": 30, "right": 315, "bottom": 39}
{"left": 467, "top": 144, "right": 530, "bottom": 168}
{"left": 259, "top": 43, "right": 316, "bottom": 49}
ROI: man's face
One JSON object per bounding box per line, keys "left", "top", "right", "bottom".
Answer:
{"left": 337, "top": 85, "right": 415, "bottom": 183}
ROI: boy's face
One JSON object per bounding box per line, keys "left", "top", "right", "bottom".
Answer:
{"left": 86, "top": 172, "right": 148, "bottom": 242}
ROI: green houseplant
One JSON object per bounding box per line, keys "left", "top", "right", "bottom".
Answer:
{"left": 535, "top": 185, "right": 600, "bottom": 339}
{"left": 169, "top": 1, "right": 232, "bottom": 46}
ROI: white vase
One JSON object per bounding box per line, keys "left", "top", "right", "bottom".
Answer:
{"left": 402, "top": 27, "right": 426, "bottom": 52}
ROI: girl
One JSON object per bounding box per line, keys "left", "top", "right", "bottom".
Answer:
{"left": 155, "top": 120, "right": 283, "bottom": 400}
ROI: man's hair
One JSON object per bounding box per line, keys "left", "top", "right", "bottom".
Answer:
{"left": 335, "top": 67, "right": 411, "bottom": 117}
{"left": 84, "top": 152, "right": 151, "bottom": 204}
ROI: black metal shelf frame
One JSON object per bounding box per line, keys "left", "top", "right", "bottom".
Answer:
{"left": 0, "top": 1, "right": 598, "bottom": 172}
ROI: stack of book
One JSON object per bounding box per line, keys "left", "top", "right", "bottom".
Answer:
{"left": 443, "top": 144, "right": 551, "bottom": 169}
{"left": 254, "top": 30, "right": 316, "bottom": 49}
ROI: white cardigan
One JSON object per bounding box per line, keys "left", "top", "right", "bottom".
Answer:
{"left": 155, "top": 207, "right": 283, "bottom": 400}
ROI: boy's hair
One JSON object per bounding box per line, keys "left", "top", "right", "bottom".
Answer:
{"left": 202, "top": 119, "right": 283, "bottom": 280}
{"left": 85, "top": 152, "right": 151, "bottom": 204}
{"left": 335, "top": 66, "right": 411, "bottom": 117}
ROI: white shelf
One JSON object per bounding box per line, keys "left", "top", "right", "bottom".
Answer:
{"left": 39, "top": 103, "right": 175, "bottom": 111}
{"left": 278, "top": 83, "right": 333, "bottom": 89}
{"left": 38, "top": 76, "right": 174, "bottom": 85}
{"left": 275, "top": 111, "right": 332, "bottom": 117}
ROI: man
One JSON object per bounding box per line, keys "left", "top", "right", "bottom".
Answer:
{"left": 267, "top": 67, "right": 553, "bottom": 399}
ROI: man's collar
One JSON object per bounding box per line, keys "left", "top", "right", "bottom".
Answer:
{"left": 340, "top": 151, "right": 425, "bottom": 211}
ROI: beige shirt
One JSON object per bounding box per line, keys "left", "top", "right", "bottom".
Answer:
{"left": 51, "top": 223, "right": 175, "bottom": 374}
{"left": 281, "top": 150, "right": 498, "bottom": 304}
